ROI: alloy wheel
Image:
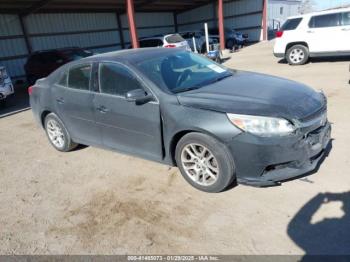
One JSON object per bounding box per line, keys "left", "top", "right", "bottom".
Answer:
{"left": 180, "top": 143, "right": 219, "bottom": 186}
{"left": 46, "top": 119, "right": 65, "bottom": 148}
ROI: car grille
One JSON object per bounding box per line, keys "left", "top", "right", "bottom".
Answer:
{"left": 298, "top": 108, "right": 328, "bottom": 135}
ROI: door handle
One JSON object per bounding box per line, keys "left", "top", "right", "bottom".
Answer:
{"left": 96, "top": 105, "right": 109, "bottom": 113}
{"left": 307, "top": 30, "right": 315, "bottom": 33}
{"left": 341, "top": 28, "right": 350, "bottom": 31}
{"left": 56, "top": 98, "right": 65, "bottom": 104}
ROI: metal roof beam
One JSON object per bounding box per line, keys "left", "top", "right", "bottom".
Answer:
{"left": 20, "top": 0, "right": 55, "bottom": 16}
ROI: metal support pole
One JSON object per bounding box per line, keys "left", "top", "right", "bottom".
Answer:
{"left": 173, "top": 12, "right": 178, "bottom": 32}
{"left": 262, "top": 0, "right": 268, "bottom": 41}
{"left": 19, "top": 15, "right": 32, "bottom": 54}
{"left": 116, "top": 13, "right": 125, "bottom": 49}
{"left": 126, "top": 0, "right": 139, "bottom": 48}
{"left": 218, "top": 0, "right": 225, "bottom": 50}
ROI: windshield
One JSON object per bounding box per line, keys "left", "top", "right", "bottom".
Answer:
{"left": 136, "top": 51, "right": 233, "bottom": 94}
{"left": 165, "top": 34, "right": 185, "bottom": 43}
{"left": 62, "top": 49, "right": 93, "bottom": 61}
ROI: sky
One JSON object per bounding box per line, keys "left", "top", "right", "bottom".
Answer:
{"left": 314, "top": 0, "right": 350, "bottom": 11}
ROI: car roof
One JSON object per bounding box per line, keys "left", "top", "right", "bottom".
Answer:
{"left": 288, "top": 6, "right": 350, "bottom": 19}
{"left": 72, "top": 47, "right": 182, "bottom": 65}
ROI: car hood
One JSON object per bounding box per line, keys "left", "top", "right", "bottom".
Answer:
{"left": 177, "top": 71, "right": 325, "bottom": 121}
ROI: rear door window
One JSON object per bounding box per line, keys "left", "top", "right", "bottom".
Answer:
{"left": 341, "top": 12, "right": 350, "bottom": 26}
{"left": 68, "top": 64, "right": 92, "bottom": 91}
{"left": 165, "top": 34, "right": 185, "bottom": 43}
{"left": 281, "top": 18, "right": 303, "bottom": 30}
{"left": 309, "top": 13, "right": 340, "bottom": 28}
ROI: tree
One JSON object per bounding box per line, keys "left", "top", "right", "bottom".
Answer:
{"left": 299, "top": 0, "right": 315, "bottom": 14}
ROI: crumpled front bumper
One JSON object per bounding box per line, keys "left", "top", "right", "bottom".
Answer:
{"left": 228, "top": 122, "right": 332, "bottom": 187}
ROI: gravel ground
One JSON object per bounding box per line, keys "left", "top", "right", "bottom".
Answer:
{"left": 0, "top": 41, "right": 349, "bottom": 255}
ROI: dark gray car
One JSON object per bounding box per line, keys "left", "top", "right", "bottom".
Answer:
{"left": 29, "top": 48, "right": 331, "bottom": 192}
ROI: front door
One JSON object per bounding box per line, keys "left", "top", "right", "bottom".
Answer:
{"left": 339, "top": 11, "right": 350, "bottom": 52}
{"left": 52, "top": 63, "right": 99, "bottom": 145}
{"left": 93, "top": 62, "right": 163, "bottom": 161}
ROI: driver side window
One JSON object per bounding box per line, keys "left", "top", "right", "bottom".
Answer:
{"left": 99, "top": 63, "right": 143, "bottom": 97}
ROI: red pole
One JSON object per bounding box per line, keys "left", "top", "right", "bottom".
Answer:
{"left": 262, "top": 0, "right": 268, "bottom": 41}
{"left": 218, "top": 0, "right": 225, "bottom": 50}
{"left": 126, "top": 0, "right": 139, "bottom": 48}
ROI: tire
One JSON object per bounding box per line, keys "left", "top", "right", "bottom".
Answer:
{"left": 0, "top": 99, "right": 6, "bottom": 108}
{"left": 286, "top": 45, "right": 309, "bottom": 65}
{"left": 175, "top": 132, "right": 235, "bottom": 193}
{"left": 44, "top": 113, "right": 78, "bottom": 152}
{"left": 226, "top": 39, "right": 235, "bottom": 49}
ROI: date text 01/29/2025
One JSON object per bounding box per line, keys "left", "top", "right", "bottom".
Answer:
{"left": 127, "top": 255, "right": 220, "bottom": 261}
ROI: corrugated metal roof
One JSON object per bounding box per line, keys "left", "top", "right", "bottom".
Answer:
{"left": 0, "top": 0, "right": 214, "bottom": 14}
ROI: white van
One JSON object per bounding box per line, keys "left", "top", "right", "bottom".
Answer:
{"left": 274, "top": 7, "right": 350, "bottom": 65}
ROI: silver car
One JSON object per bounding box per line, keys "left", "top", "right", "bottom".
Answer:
{"left": 0, "top": 66, "right": 14, "bottom": 105}
{"left": 139, "top": 33, "right": 191, "bottom": 51}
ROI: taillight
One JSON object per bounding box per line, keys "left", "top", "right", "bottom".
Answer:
{"left": 276, "top": 31, "right": 284, "bottom": 38}
{"left": 164, "top": 44, "right": 176, "bottom": 48}
{"left": 28, "top": 86, "right": 34, "bottom": 95}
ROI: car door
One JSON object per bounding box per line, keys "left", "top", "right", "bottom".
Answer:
{"left": 307, "top": 12, "right": 341, "bottom": 53}
{"left": 52, "top": 63, "right": 100, "bottom": 145}
{"left": 93, "top": 61, "right": 163, "bottom": 161}
{"left": 339, "top": 11, "right": 350, "bottom": 52}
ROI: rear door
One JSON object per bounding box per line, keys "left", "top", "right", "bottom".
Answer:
{"left": 307, "top": 12, "right": 341, "bottom": 53}
{"left": 339, "top": 11, "right": 350, "bottom": 52}
{"left": 53, "top": 63, "right": 99, "bottom": 144}
{"left": 93, "top": 62, "right": 163, "bottom": 160}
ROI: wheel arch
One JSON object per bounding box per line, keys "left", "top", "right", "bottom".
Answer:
{"left": 285, "top": 42, "right": 309, "bottom": 53}
{"left": 40, "top": 110, "right": 52, "bottom": 128}
{"left": 169, "top": 128, "right": 225, "bottom": 166}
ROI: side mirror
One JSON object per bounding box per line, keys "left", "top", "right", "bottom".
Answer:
{"left": 125, "top": 89, "right": 154, "bottom": 105}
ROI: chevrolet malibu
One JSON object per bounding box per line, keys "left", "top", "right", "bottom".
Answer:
{"left": 29, "top": 48, "right": 331, "bottom": 192}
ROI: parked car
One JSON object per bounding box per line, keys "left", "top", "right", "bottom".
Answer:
{"left": 0, "top": 66, "right": 14, "bottom": 106}
{"left": 24, "top": 47, "right": 93, "bottom": 85}
{"left": 139, "top": 34, "right": 191, "bottom": 51}
{"left": 274, "top": 7, "right": 350, "bottom": 65}
{"left": 179, "top": 31, "right": 217, "bottom": 53}
{"left": 29, "top": 48, "right": 331, "bottom": 192}
{"left": 205, "top": 28, "right": 249, "bottom": 49}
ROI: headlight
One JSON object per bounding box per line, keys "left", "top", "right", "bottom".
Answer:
{"left": 227, "top": 113, "right": 296, "bottom": 137}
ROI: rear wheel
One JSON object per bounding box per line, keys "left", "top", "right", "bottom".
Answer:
{"left": 175, "top": 133, "right": 235, "bottom": 193}
{"left": 286, "top": 45, "right": 309, "bottom": 65}
{"left": 44, "top": 113, "right": 78, "bottom": 152}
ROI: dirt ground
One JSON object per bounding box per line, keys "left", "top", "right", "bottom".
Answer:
{"left": 1, "top": 41, "right": 350, "bottom": 255}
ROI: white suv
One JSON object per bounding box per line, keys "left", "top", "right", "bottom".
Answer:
{"left": 274, "top": 7, "right": 350, "bottom": 65}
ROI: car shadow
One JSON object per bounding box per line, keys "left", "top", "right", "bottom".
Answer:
{"left": 0, "top": 82, "right": 30, "bottom": 118}
{"left": 287, "top": 191, "right": 350, "bottom": 260}
{"left": 278, "top": 56, "right": 350, "bottom": 65}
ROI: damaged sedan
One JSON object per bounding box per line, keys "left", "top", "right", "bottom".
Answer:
{"left": 29, "top": 48, "right": 331, "bottom": 192}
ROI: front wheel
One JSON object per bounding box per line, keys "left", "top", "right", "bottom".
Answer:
{"left": 286, "top": 45, "right": 309, "bottom": 65}
{"left": 44, "top": 113, "right": 78, "bottom": 152}
{"left": 175, "top": 133, "right": 235, "bottom": 193}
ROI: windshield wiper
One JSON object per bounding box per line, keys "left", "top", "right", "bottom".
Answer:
{"left": 173, "top": 85, "right": 202, "bottom": 94}
{"left": 211, "top": 73, "right": 233, "bottom": 83}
